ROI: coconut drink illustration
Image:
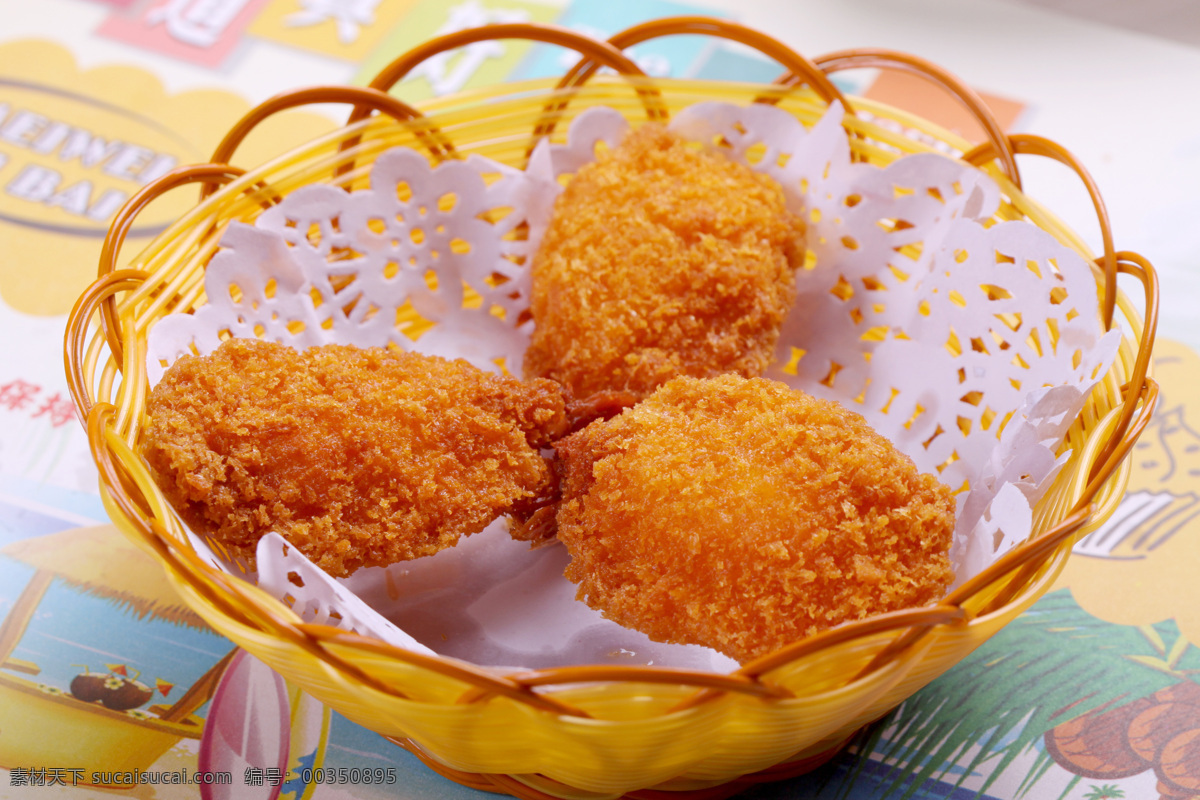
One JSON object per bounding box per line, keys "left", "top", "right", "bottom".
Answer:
{"left": 68, "top": 666, "right": 108, "bottom": 703}
{"left": 99, "top": 668, "right": 155, "bottom": 712}
{"left": 67, "top": 664, "right": 154, "bottom": 710}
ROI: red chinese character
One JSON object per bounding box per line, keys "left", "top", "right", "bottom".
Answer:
{"left": 31, "top": 391, "right": 77, "bottom": 427}
{"left": 0, "top": 379, "right": 41, "bottom": 411}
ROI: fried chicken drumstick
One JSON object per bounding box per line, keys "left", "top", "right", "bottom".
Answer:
{"left": 550, "top": 374, "right": 957, "bottom": 664}
{"left": 143, "top": 338, "right": 567, "bottom": 577}
{"left": 523, "top": 123, "right": 806, "bottom": 413}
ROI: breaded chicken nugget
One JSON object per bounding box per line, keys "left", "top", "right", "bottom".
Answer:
{"left": 552, "top": 374, "right": 956, "bottom": 664}
{"left": 523, "top": 123, "right": 805, "bottom": 407}
{"left": 143, "top": 338, "right": 567, "bottom": 577}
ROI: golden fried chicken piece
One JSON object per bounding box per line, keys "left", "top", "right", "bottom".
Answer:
{"left": 143, "top": 338, "right": 567, "bottom": 577}
{"left": 522, "top": 123, "right": 805, "bottom": 407}
{"left": 551, "top": 374, "right": 956, "bottom": 664}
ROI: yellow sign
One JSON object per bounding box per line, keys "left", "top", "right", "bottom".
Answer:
{"left": 248, "top": 0, "right": 419, "bottom": 62}
{"left": 353, "top": 0, "right": 561, "bottom": 103}
{"left": 0, "top": 39, "right": 334, "bottom": 317}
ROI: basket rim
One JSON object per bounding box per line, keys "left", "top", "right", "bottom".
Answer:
{"left": 67, "top": 74, "right": 1157, "bottom": 686}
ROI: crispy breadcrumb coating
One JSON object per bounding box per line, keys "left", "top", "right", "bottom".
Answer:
{"left": 522, "top": 123, "right": 805, "bottom": 405}
{"left": 143, "top": 338, "right": 567, "bottom": 577}
{"left": 552, "top": 374, "right": 956, "bottom": 664}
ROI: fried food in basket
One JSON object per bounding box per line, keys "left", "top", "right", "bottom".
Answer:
{"left": 143, "top": 338, "right": 567, "bottom": 577}
{"left": 522, "top": 123, "right": 806, "bottom": 410}
{"left": 550, "top": 374, "right": 956, "bottom": 664}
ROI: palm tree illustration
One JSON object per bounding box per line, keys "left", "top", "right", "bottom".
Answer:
{"left": 828, "top": 589, "right": 1200, "bottom": 799}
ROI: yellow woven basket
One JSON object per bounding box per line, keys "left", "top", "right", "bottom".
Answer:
{"left": 65, "top": 19, "right": 1159, "bottom": 800}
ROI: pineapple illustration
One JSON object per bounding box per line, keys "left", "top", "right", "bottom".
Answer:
{"left": 1045, "top": 680, "right": 1200, "bottom": 799}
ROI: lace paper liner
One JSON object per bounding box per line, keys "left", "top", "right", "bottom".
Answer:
{"left": 148, "top": 101, "right": 1119, "bottom": 669}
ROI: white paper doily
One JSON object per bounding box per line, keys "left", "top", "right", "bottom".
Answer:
{"left": 149, "top": 100, "right": 1119, "bottom": 669}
